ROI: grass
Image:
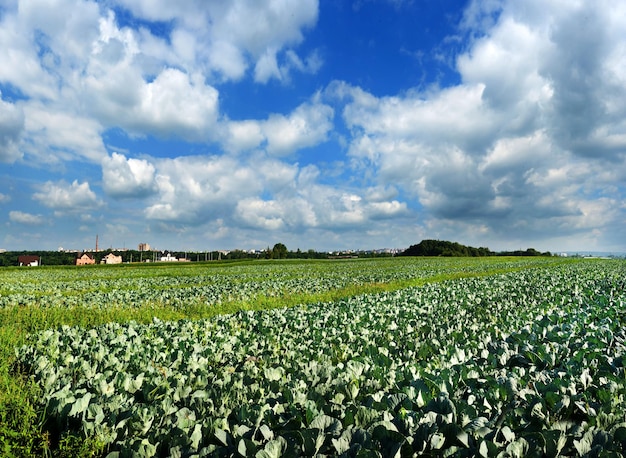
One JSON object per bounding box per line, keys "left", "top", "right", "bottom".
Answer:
{"left": 0, "top": 256, "right": 577, "bottom": 456}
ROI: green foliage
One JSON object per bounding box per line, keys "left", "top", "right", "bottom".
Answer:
{"left": 3, "top": 257, "right": 563, "bottom": 455}
{"left": 401, "top": 239, "right": 553, "bottom": 257}
{"left": 271, "top": 243, "right": 288, "bottom": 259}
{"left": 0, "top": 250, "right": 77, "bottom": 267}
{"left": 9, "top": 259, "right": 626, "bottom": 456}
{"left": 0, "top": 257, "right": 564, "bottom": 310}
{"left": 0, "top": 382, "right": 49, "bottom": 457}
{"left": 401, "top": 239, "right": 494, "bottom": 257}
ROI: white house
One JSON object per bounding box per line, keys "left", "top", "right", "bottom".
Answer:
{"left": 160, "top": 253, "right": 178, "bottom": 262}
{"left": 18, "top": 255, "right": 40, "bottom": 266}
{"left": 101, "top": 253, "right": 123, "bottom": 264}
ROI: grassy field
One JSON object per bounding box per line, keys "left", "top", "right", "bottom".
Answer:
{"left": 2, "top": 256, "right": 624, "bottom": 456}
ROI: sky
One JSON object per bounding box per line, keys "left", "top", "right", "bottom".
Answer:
{"left": 1, "top": 0, "right": 625, "bottom": 253}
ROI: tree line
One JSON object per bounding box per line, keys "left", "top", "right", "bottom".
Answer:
{"left": 0, "top": 245, "right": 341, "bottom": 267}
{"left": 0, "top": 240, "right": 553, "bottom": 267}
{"left": 399, "top": 239, "right": 552, "bottom": 257}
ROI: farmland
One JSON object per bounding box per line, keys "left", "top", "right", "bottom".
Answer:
{"left": 1, "top": 257, "right": 625, "bottom": 456}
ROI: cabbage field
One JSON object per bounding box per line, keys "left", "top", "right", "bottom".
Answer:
{"left": 3, "top": 257, "right": 626, "bottom": 456}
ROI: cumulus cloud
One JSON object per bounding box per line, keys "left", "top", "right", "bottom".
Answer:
{"left": 111, "top": 0, "right": 320, "bottom": 82}
{"left": 236, "top": 198, "right": 286, "bottom": 230}
{"left": 85, "top": 66, "right": 220, "bottom": 141}
{"left": 1, "top": 0, "right": 625, "bottom": 251}
{"left": 141, "top": 152, "right": 408, "bottom": 237}
{"left": 0, "top": 5, "right": 62, "bottom": 99}
{"left": 9, "top": 210, "right": 43, "bottom": 225}
{"left": 0, "top": 0, "right": 320, "bottom": 167}
{"left": 0, "top": 95, "right": 24, "bottom": 162}
{"left": 144, "top": 155, "right": 263, "bottom": 223}
{"left": 333, "top": 0, "right": 626, "bottom": 248}
{"left": 23, "top": 103, "right": 107, "bottom": 162}
{"left": 0, "top": 193, "right": 10, "bottom": 203}
{"left": 102, "top": 152, "right": 157, "bottom": 198}
{"left": 234, "top": 167, "right": 408, "bottom": 232}
{"left": 223, "top": 98, "right": 334, "bottom": 155}
{"left": 264, "top": 100, "right": 334, "bottom": 156}
{"left": 223, "top": 120, "right": 265, "bottom": 153}
{"left": 33, "top": 180, "right": 102, "bottom": 211}
{"left": 540, "top": 4, "right": 626, "bottom": 160}
{"left": 254, "top": 48, "right": 321, "bottom": 83}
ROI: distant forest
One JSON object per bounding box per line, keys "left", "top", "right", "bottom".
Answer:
{"left": 399, "top": 239, "right": 552, "bottom": 257}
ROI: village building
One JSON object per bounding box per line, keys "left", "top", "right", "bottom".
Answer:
{"left": 75, "top": 252, "right": 95, "bottom": 266}
{"left": 101, "top": 253, "right": 123, "bottom": 264}
{"left": 18, "top": 255, "right": 40, "bottom": 266}
{"left": 159, "top": 252, "right": 178, "bottom": 262}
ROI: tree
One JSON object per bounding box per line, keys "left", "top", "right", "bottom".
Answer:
{"left": 400, "top": 240, "right": 495, "bottom": 257}
{"left": 272, "top": 243, "right": 288, "bottom": 259}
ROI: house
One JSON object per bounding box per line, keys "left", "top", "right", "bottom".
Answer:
{"left": 18, "top": 255, "right": 40, "bottom": 267}
{"left": 101, "top": 253, "right": 123, "bottom": 264}
{"left": 159, "top": 252, "right": 178, "bottom": 262}
{"left": 75, "top": 253, "right": 95, "bottom": 266}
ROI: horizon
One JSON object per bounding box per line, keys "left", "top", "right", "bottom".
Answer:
{"left": 3, "top": 240, "right": 625, "bottom": 257}
{"left": 1, "top": 1, "right": 625, "bottom": 253}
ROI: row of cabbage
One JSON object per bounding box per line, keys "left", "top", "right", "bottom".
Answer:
{"left": 0, "top": 257, "right": 560, "bottom": 309}
{"left": 15, "top": 260, "right": 626, "bottom": 456}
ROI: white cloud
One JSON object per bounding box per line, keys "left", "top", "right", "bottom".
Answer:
{"left": 254, "top": 47, "right": 321, "bottom": 83}
{"left": 23, "top": 102, "right": 106, "bottom": 162}
{"left": 236, "top": 198, "right": 286, "bottom": 230}
{"left": 18, "top": 0, "right": 101, "bottom": 61}
{"left": 209, "top": 0, "right": 319, "bottom": 83}
{"left": 206, "top": 39, "right": 247, "bottom": 81}
{"left": 144, "top": 155, "right": 263, "bottom": 222}
{"left": 264, "top": 100, "right": 334, "bottom": 156}
{"left": 111, "top": 0, "right": 320, "bottom": 82}
{"left": 0, "top": 8, "right": 58, "bottom": 99}
{"left": 0, "top": 94, "right": 24, "bottom": 162}
{"left": 85, "top": 66, "right": 220, "bottom": 141}
{"left": 367, "top": 200, "right": 408, "bottom": 219}
{"left": 0, "top": 0, "right": 625, "bottom": 252}
{"left": 0, "top": 0, "right": 320, "bottom": 167}
{"left": 223, "top": 120, "right": 265, "bottom": 153}
{"left": 254, "top": 47, "right": 281, "bottom": 83}
{"left": 223, "top": 98, "right": 334, "bottom": 155}
{"left": 479, "top": 131, "right": 552, "bottom": 175}
{"left": 284, "top": 49, "right": 323, "bottom": 75}
{"left": 102, "top": 152, "right": 157, "bottom": 198}
{"left": 0, "top": 193, "right": 10, "bottom": 203}
{"left": 457, "top": 14, "right": 551, "bottom": 120}
{"left": 234, "top": 171, "right": 409, "bottom": 232}
{"left": 33, "top": 180, "right": 102, "bottom": 211}
{"left": 0, "top": 0, "right": 324, "bottom": 172}
{"left": 339, "top": 83, "right": 501, "bottom": 170}
{"left": 9, "top": 210, "right": 43, "bottom": 225}
{"left": 141, "top": 152, "right": 408, "bottom": 237}
{"left": 329, "top": 0, "right": 626, "bottom": 250}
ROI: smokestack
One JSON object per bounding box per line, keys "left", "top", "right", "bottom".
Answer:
{"left": 96, "top": 234, "right": 99, "bottom": 253}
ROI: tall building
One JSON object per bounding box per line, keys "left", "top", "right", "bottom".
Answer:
{"left": 138, "top": 243, "right": 151, "bottom": 251}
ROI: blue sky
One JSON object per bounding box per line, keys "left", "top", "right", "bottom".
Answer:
{"left": 1, "top": 0, "right": 625, "bottom": 253}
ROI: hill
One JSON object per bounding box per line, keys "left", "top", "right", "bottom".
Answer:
{"left": 400, "top": 240, "right": 552, "bottom": 257}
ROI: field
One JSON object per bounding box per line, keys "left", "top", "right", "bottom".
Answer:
{"left": 1, "top": 257, "right": 625, "bottom": 456}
